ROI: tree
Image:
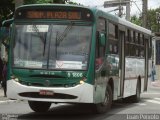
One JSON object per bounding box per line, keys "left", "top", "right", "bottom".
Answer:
{"left": 147, "top": 8, "right": 160, "bottom": 32}
{"left": 24, "top": 0, "right": 68, "bottom": 4}
{"left": 23, "top": 0, "right": 79, "bottom": 5}
{"left": 131, "top": 8, "right": 160, "bottom": 32}
{"left": 130, "top": 15, "right": 142, "bottom": 26}
{"left": 0, "top": 0, "right": 14, "bottom": 26}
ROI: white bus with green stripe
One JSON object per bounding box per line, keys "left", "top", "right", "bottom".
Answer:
{"left": 4, "top": 4, "right": 152, "bottom": 113}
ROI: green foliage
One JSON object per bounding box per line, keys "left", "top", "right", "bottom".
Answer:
{"left": 131, "top": 8, "right": 160, "bottom": 32}
{"left": 130, "top": 15, "right": 142, "bottom": 26}
{"left": 24, "top": 0, "right": 51, "bottom": 4}
{"left": 67, "top": 1, "right": 79, "bottom": 5}
{"left": 0, "top": 0, "right": 14, "bottom": 26}
{"left": 0, "top": 0, "right": 80, "bottom": 26}
{"left": 24, "top": 0, "right": 67, "bottom": 4}
{"left": 23, "top": 0, "right": 79, "bottom": 5}
{"left": 147, "top": 8, "right": 160, "bottom": 32}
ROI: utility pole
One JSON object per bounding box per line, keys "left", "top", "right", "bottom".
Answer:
{"left": 104, "top": 0, "right": 130, "bottom": 21}
{"left": 142, "top": 0, "right": 148, "bottom": 28}
{"left": 126, "top": 1, "right": 130, "bottom": 20}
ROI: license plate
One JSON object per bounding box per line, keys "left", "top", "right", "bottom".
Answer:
{"left": 39, "top": 90, "right": 54, "bottom": 96}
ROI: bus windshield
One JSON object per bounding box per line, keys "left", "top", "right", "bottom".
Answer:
{"left": 13, "top": 23, "right": 92, "bottom": 70}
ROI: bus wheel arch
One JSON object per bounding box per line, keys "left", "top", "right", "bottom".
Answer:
{"left": 135, "top": 76, "right": 141, "bottom": 102}
{"left": 131, "top": 76, "right": 141, "bottom": 103}
{"left": 138, "top": 75, "right": 141, "bottom": 92}
{"left": 93, "top": 78, "right": 113, "bottom": 114}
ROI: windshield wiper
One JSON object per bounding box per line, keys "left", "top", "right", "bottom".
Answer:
{"left": 56, "top": 22, "right": 73, "bottom": 46}
{"left": 33, "top": 25, "right": 47, "bottom": 56}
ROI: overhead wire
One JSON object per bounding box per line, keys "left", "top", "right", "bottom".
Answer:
{"left": 131, "top": 0, "right": 142, "bottom": 13}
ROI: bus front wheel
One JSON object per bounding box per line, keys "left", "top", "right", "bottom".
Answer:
{"left": 94, "top": 84, "right": 112, "bottom": 113}
{"left": 28, "top": 101, "right": 51, "bottom": 112}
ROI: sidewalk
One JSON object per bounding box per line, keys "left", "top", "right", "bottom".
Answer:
{"left": 0, "top": 88, "right": 4, "bottom": 96}
{"left": 150, "top": 81, "right": 160, "bottom": 87}
{"left": 148, "top": 79, "right": 160, "bottom": 89}
{"left": 0, "top": 81, "right": 9, "bottom": 100}
{"left": 0, "top": 87, "right": 8, "bottom": 101}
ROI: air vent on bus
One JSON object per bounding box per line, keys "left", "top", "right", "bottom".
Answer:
{"left": 19, "top": 81, "right": 79, "bottom": 87}
{"left": 19, "top": 92, "right": 77, "bottom": 99}
{"left": 29, "top": 74, "right": 66, "bottom": 78}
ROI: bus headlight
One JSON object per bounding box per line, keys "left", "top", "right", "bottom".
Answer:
{"left": 80, "top": 77, "right": 87, "bottom": 84}
{"left": 14, "top": 78, "right": 19, "bottom": 82}
{"left": 80, "top": 80, "right": 85, "bottom": 84}
{"left": 11, "top": 75, "right": 19, "bottom": 82}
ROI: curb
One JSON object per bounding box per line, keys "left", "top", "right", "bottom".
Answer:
{"left": 0, "top": 91, "right": 5, "bottom": 98}
{"left": 150, "top": 81, "right": 160, "bottom": 87}
{"left": 0, "top": 100, "right": 17, "bottom": 104}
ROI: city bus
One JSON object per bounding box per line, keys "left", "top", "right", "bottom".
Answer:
{"left": 5, "top": 4, "right": 152, "bottom": 113}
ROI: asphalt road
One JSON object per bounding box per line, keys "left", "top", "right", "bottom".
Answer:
{"left": 0, "top": 81, "right": 160, "bottom": 120}
{"left": 0, "top": 92, "right": 160, "bottom": 120}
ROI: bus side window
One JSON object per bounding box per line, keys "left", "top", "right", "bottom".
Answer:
{"left": 108, "top": 22, "right": 118, "bottom": 54}
{"left": 96, "top": 31, "right": 105, "bottom": 69}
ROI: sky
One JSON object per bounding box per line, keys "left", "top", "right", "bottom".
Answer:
{"left": 70, "top": 0, "right": 160, "bottom": 17}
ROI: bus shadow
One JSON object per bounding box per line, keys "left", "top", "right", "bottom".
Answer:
{"left": 17, "top": 101, "right": 141, "bottom": 120}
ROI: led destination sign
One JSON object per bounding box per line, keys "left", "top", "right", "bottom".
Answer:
{"left": 26, "top": 11, "right": 81, "bottom": 20}
{"left": 15, "top": 8, "right": 93, "bottom": 21}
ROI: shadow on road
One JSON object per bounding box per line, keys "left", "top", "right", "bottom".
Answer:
{"left": 17, "top": 101, "right": 139, "bottom": 120}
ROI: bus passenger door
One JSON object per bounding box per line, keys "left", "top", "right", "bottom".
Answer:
{"left": 94, "top": 18, "right": 107, "bottom": 103}
{"left": 118, "top": 30, "right": 125, "bottom": 97}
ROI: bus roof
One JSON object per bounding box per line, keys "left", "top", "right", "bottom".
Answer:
{"left": 89, "top": 7, "right": 151, "bottom": 35}
{"left": 118, "top": 16, "right": 151, "bottom": 35}
{"left": 15, "top": 4, "right": 151, "bottom": 35}
{"left": 15, "top": 4, "right": 90, "bottom": 11}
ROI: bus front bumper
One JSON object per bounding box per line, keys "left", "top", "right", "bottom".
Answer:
{"left": 7, "top": 79, "right": 94, "bottom": 103}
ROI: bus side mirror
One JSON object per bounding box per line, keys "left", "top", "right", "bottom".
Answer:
{"left": 0, "top": 27, "right": 10, "bottom": 48}
{"left": 1, "top": 19, "right": 13, "bottom": 48}
{"left": 99, "top": 33, "right": 106, "bottom": 46}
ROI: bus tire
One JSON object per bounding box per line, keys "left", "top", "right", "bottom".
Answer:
{"left": 131, "top": 80, "right": 141, "bottom": 102}
{"left": 28, "top": 101, "right": 51, "bottom": 112}
{"left": 94, "top": 84, "right": 112, "bottom": 113}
